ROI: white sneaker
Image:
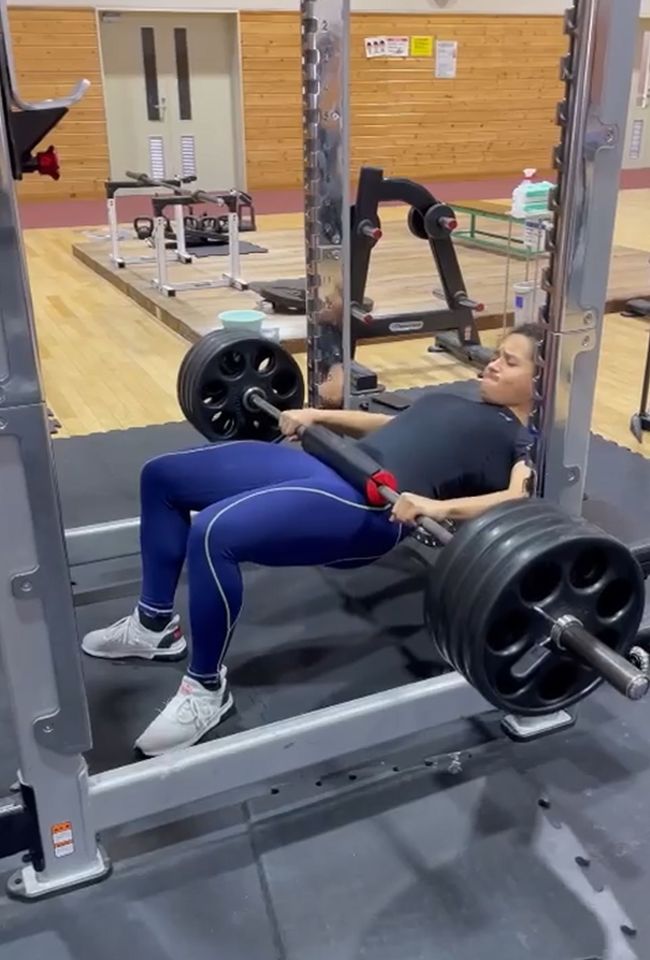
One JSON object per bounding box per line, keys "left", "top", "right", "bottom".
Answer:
{"left": 135, "top": 670, "right": 234, "bottom": 757}
{"left": 81, "top": 609, "right": 187, "bottom": 661}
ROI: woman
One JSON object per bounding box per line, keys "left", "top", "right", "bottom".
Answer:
{"left": 82, "top": 323, "right": 539, "bottom": 757}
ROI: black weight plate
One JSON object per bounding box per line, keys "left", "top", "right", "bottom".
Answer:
{"left": 453, "top": 503, "right": 645, "bottom": 714}
{"left": 407, "top": 207, "right": 428, "bottom": 241}
{"left": 182, "top": 340, "right": 249, "bottom": 441}
{"left": 458, "top": 510, "right": 573, "bottom": 705}
{"left": 453, "top": 507, "right": 569, "bottom": 682}
{"left": 424, "top": 498, "right": 645, "bottom": 715}
{"left": 179, "top": 330, "right": 252, "bottom": 440}
{"left": 177, "top": 330, "right": 304, "bottom": 443}
{"left": 449, "top": 510, "right": 567, "bottom": 683}
{"left": 470, "top": 526, "right": 644, "bottom": 714}
{"left": 178, "top": 330, "right": 232, "bottom": 421}
{"left": 428, "top": 503, "right": 543, "bottom": 667}
{"left": 467, "top": 529, "right": 579, "bottom": 714}
{"left": 423, "top": 203, "right": 456, "bottom": 240}
{"left": 179, "top": 329, "right": 252, "bottom": 433}
{"left": 425, "top": 500, "right": 562, "bottom": 669}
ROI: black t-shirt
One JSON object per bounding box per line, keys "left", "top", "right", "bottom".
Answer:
{"left": 356, "top": 392, "right": 532, "bottom": 499}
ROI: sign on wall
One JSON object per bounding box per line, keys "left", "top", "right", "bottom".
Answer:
{"left": 364, "top": 36, "right": 409, "bottom": 58}
{"left": 410, "top": 36, "right": 433, "bottom": 57}
{"left": 435, "top": 39, "right": 458, "bottom": 78}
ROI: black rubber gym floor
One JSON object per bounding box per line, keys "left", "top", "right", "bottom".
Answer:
{"left": 0, "top": 391, "right": 649, "bottom": 960}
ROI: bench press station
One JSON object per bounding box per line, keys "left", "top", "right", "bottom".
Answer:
{"left": 0, "top": 0, "right": 648, "bottom": 907}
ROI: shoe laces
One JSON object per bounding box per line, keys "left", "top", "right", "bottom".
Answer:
{"left": 174, "top": 690, "right": 219, "bottom": 730}
{"left": 105, "top": 616, "right": 136, "bottom": 645}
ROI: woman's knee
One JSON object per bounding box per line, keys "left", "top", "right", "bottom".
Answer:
{"left": 188, "top": 503, "right": 252, "bottom": 565}
{"left": 140, "top": 453, "right": 178, "bottom": 497}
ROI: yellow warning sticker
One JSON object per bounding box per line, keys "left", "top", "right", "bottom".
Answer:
{"left": 51, "top": 821, "right": 75, "bottom": 858}
{"left": 410, "top": 36, "right": 434, "bottom": 58}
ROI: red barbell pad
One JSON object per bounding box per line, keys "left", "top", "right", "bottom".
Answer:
{"left": 365, "top": 468, "right": 398, "bottom": 506}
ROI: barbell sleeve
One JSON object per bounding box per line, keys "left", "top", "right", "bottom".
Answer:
{"left": 352, "top": 304, "right": 374, "bottom": 325}
{"left": 556, "top": 617, "right": 649, "bottom": 701}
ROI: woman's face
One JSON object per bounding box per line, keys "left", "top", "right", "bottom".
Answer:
{"left": 480, "top": 333, "right": 536, "bottom": 409}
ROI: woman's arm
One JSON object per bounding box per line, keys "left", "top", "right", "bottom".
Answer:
{"left": 390, "top": 461, "right": 532, "bottom": 525}
{"left": 280, "top": 407, "right": 392, "bottom": 439}
{"left": 317, "top": 408, "right": 392, "bottom": 438}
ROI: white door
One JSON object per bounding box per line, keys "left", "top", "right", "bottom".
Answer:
{"left": 624, "top": 20, "right": 650, "bottom": 168}
{"left": 100, "top": 12, "right": 243, "bottom": 189}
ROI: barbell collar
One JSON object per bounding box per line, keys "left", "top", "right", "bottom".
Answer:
{"left": 555, "top": 615, "right": 650, "bottom": 701}
{"left": 244, "top": 387, "right": 272, "bottom": 417}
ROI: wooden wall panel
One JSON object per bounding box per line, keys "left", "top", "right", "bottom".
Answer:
{"left": 8, "top": 7, "right": 109, "bottom": 200}
{"left": 240, "top": 12, "right": 566, "bottom": 190}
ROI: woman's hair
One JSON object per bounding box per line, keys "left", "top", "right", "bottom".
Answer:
{"left": 506, "top": 322, "right": 546, "bottom": 350}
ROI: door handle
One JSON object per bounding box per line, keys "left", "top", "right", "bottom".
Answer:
{"left": 155, "top": 96, "right": 167, "bottom": 121}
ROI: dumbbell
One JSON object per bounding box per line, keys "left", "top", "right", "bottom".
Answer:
{"left": 133, "top": 217, "right": 155, "bottom": 241}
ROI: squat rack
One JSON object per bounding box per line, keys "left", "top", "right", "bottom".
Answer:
{"left": 0, "top": 0, "right": 642, "bottom": 899}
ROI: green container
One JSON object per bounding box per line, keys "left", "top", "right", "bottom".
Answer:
{"left": 219, "top": 309, "right": 265, "bottom": 333}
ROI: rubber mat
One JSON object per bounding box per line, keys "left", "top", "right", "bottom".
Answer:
{"left": 185, "top": 240, "right": 268, "bottom": 259}
{"left": 0, "top": 403, "right": 649, "bottom": 960}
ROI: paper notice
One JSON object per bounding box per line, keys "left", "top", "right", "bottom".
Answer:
{"left": 385, "top": 36, "right": 409, "bottom": 57}
{"left": 435, "top": 40, "right": 458, "bottom": 79}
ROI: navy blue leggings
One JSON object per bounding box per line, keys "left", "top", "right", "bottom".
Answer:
{"left": 138, "top": 441, "right": 404, "bottom": 682}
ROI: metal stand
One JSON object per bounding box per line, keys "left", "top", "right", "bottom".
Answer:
{"left": 501, "top": 710, "right": 576, "bottom": 742}
{"left": 533, "top": 0, "right": 640, "bottom": 514}
{"left": 631, "top": 329, "right": 650, "bottom": 442}
{"left": 301, "top": 0, "right": 351, "bottom": 407}
{"left": 152, "top": 197, "right": 248, "bottom": 298}
{"left": 0, "top": 6, "right": 111, "bottom": 897}
{"left": 106, "top": 179, "right": 193, "bottom": 270}
{"left": 223, "top": 210, "right": 247, "bottom": 291}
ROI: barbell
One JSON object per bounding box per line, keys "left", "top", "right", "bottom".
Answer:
{"left": 177, "top": 329, "right": 649, "bottom": 716}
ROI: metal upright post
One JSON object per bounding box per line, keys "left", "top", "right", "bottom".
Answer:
{"left": 107, "top": 197, "right": 122, "bottom": 267}
{"left": 154, "top": 214, "right": 170, "bottom": 294}
{"left": 301, "top": 0, "right": 351, "bottom": 407}
{"left": 225, "top": 207, "right": 247, "bottom": 290}
{"left": 172, "top": 201, "right": 191, "bottom": 264}
{"left": 534, "top": 0, "right": 641, "bottom": 514}
{"left": 0, "top": 2, "right": 109, "bottom": 897}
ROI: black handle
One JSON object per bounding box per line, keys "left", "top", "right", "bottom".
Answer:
{"left": 125, "top": 170, "right": 151, "bottom": 184}
{"left": 559, "top": 619, "right": 649, "bottom": 700}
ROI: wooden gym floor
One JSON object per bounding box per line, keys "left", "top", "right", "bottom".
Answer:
{"left": 24, "top": 188, "right": 650, "bottom": 456}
